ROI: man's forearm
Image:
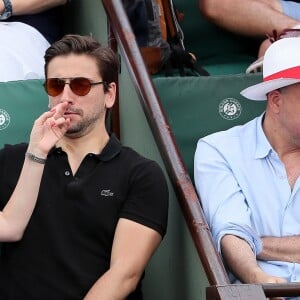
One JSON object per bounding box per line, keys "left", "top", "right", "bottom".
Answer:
{"left": 221, "top": 234, "right": 262, "bottom": 283}
{"left": 221, "top": 235, "right": 286, "bottom": 284}
{"left": 84, "top": 268, "right": 139, "bottom": 300}
{"left": 10, "top": 0, "right": 67, "bottom": 15}
{"left": 258, "top": 236, "right": 300, "bottom": 263}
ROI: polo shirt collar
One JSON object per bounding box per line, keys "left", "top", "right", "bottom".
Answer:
{"left": 49, "top": 133, "right": 122, "bottom": 162}
{"left": 255, "top": 113, "right": 273, "bottom": 159}
{"left": 96, "top": 133, "right": 122, "bottom": 161}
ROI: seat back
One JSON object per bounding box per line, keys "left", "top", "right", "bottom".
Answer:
{"left": 154, "top": 73, "right": 266, "bottom": 180}
{"left": 0, "top": 80, "right": 47, "bottom": 149}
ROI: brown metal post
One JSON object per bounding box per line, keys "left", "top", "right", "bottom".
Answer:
{"left": 101, "top": 0, "right": 229, "bottom": 286}
{"left": 107, "top": 22, "right": 121, "bottom": 139}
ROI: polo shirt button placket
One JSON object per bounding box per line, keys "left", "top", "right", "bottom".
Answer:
{"left": 65, "top": 170, "right": 71, "bottom": 176}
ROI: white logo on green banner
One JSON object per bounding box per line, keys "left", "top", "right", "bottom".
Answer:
{"left": 219, "top": 98, "right": 242, "bottom": 120}
{"left": 0, "top": 109, "right": 10, "bottom": 130}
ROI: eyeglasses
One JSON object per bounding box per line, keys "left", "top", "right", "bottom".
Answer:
{"left": 44, "top": 77, "right": 107, "bottom": 96}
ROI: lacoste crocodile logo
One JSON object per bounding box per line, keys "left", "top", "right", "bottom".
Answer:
{"left": 100, "top": 189, "right": 114, "bottom": 197}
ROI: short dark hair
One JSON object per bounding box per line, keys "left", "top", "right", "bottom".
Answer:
{"left": 44, "top": 34, "right": 119, "bottom": 93}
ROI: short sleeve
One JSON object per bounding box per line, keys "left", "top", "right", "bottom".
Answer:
{"left": 120, "top": 160, "right": 169, "bottom": 237}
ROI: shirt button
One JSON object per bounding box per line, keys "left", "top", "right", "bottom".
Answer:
{"left": 65, "top": 171, "right": 71, "bottom": 176}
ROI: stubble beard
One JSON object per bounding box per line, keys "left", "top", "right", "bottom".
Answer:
{"left": 65, "top": 106, "right": 105, "bottom": 138}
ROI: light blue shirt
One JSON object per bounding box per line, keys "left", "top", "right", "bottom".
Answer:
{"left": 194, "top": 113, "right": 300, "bottom": 286}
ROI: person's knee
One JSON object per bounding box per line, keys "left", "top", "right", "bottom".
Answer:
{"left": 198, "top": 0, "right": 213, "bottom": 18}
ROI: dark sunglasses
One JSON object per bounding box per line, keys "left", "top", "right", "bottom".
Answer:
{"left": 44, "top": 77, "right": 107, "bottom": 96}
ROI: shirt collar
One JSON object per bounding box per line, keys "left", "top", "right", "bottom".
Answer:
{"left": 255, "top": 113, "right": 273, "bottom": 159}
{"left": 49, "top": 133, "right": 122, "bottom": 162}
{"left": 96, "top": 133, "right": 122, "bottom": 161}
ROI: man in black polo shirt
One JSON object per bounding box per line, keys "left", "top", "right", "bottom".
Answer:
{"left": 0, "top": 34, "right": 169, "bottom": 299}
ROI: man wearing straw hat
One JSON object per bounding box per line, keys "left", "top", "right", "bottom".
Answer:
{"left": 194, "top": 37, "right": 300, "bottom": 290}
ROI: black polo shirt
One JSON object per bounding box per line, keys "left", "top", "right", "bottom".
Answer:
{"left": 0, "top": 134, "right": 168, "bottom": 299}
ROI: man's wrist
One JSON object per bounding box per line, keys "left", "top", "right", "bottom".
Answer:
{"left": 25, "top": 152, "right": 47, "bottom": 164}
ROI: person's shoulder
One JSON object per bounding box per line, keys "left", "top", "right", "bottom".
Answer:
{"left": 108, "top": 135, "right": 166, "bottom": 180}
{"left": 0, "top": 143, "right": 28, "bottom": 155}
{"left": 0, "top": 143, "right": 28, "bottom": 163}
{"left": 0, "top": 143, "right": 28, "bottom": 171}
{"left": 120, "top": 147, "right": 167, "bottom": 184}
{"left": 120, "top": 146, "right": 162, "bottom": 170}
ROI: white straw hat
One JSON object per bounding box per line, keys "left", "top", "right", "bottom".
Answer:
{"left": 241, "top": 37, "right": 300, "bottom": 101}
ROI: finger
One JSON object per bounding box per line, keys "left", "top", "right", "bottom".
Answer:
{"left": 62, "top": 118, "right": 71, "bottom": 132}
{"left": 50, "top": 116, "right": 67, "bottom": 127}
{"left": 34, "top": 109, "right": 57, "bottom": 126}
{"left": 49, "top": 117, "right": 71, "bottom": 135}
{"left": 275, "top": 277, "right": 287, "bottom": 284}
{"left": 50, "top": 118, "right": 70, "bottom": 139}
{"left": 52, "top": 102, "right": 69, "bottom": 119}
